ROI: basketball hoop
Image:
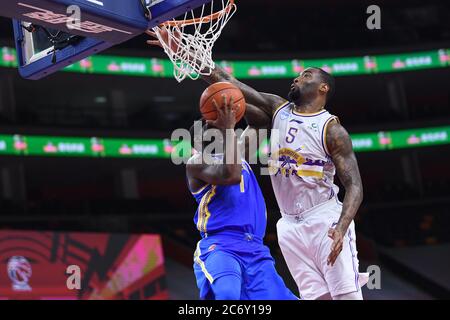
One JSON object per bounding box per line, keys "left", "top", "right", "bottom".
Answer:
{"left": 152, "top": 0, "right": 236, "bottom": 82}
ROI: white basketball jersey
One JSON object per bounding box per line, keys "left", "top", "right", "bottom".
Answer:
{"left": 269, "top": 101, "right": 340, "bottom": 216}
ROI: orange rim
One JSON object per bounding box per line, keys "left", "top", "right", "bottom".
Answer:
{"left": 161, "top": 0, "right": 235, "bottom": 27}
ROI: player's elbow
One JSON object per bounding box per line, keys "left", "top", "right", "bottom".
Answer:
{"left": 220, "top": 169, "right": 241, "bottom": 185}
{"left": 223, "top": 174, "right": 241, "bottom": 185}
{"left": 358, "top": 185, "right": 364, "bottom": 203}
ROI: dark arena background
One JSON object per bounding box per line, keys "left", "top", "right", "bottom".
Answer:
{"left": 0, "top": 0, "right": 449, "bottom": 300}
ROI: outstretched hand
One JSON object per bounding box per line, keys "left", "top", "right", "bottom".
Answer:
{"left": 145, "top": 28, "right": 181, "bottom": 52}
{"left": 145, "top": 29, "right": 164, "bottom": 48}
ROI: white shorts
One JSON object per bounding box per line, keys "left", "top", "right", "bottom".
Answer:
{"left": 277, "top": 197, "right": 366, "bottom": 300}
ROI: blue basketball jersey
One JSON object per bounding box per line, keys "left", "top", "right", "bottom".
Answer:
{"left": 189, "top": 159, "right": 267, "bottom": 239}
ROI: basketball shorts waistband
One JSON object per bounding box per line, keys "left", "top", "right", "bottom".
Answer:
{"left": 204, "top": 230, "right": 263, "bottom": 243}
{"left": 281, "top": 197, "right": 342, "bottom": 223}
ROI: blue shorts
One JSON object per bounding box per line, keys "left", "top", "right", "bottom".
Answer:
{"left": 193, "top": 231, "right": 298, "bottom": 300}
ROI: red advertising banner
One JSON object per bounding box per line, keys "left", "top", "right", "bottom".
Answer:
{"left": 0, "top": 231, "right": 167, "bottom": 300}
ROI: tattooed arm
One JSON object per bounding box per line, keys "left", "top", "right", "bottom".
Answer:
{"left": 237, "top": 104, "right": 271, "bottom": 163}
{"left": 325, "top": 120, "right": 363, "bottom": 266}
{"left": 244, "top": 103, "right": 271, "bottom": 129}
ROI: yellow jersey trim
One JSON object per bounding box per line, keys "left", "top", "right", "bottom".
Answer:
{"left": 297, "top": 170, "right": 324, "bottom": 178}
{"left": 194, "top": 241, "right": 214, "bottom": 283}
{"left": 278, "top": 168, "right": 324, "bottom": 178}
{"left": 272, "top": 100, "right": 290, "bottom": 119}
{"left": 197, "top": 186, "right": 216, "bottom": 233}
{"left": 191, "top": 183, "right": 210, "bottom": 195}
{"left": 322, "top": 116, "right": 340, "bottom": 157}
{"left": 196, "top": 190, "right": 208, "bottom": 231}
{"left": 292, "top": 109, "right": 327, "bottom": 116}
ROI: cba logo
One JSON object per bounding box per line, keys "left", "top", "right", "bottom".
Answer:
{"left": 7, "top": 256, "right": 32, "bottom": 291}
{"left": 280, "top": 110, "right": 290, "bottom": 120}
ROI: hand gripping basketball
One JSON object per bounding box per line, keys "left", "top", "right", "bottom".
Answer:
{"left": 206, "top": 95, "right": 238, "bottom": 130}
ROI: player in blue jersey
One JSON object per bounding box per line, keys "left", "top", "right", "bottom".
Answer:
{"left": 186, "top": 95, "right": 297, "bottom": 300}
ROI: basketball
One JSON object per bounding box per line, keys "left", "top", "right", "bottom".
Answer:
{"left": 199, "top": 82, "right": 246, "bottom": 123}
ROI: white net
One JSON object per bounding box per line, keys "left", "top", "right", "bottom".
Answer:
{"left": 152, "top": 0, "right": 236, "bottom": 82}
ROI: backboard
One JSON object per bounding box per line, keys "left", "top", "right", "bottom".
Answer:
{"left": 2, "top": 0, "right": 212, "bottom": 79}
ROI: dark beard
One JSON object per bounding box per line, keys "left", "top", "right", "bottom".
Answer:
{"left": 288, "top": 87, "right": 301, "bottom": 103}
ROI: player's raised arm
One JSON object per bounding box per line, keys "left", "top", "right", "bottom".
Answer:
{"left": 203, "top": 67, "right": 287, "bottom": 117}
{"left": 237, "top": 103, "right": 271, "bottom": 163}
{"left": 146, "top": 29, "right": 286, "bottom": 118}
{"left": 244, "top": 103, "right": 271, "bottom": 129}
{"left": 187, "top": 95, "right": 242, "bottom": 186}
{"left": 325, "top": 120, "right": 363, "bottom": 266}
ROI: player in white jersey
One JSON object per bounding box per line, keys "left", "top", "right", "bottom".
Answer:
{"left": 148, "top": 33, "right": 366, "bottom": 300}
{"left": 200, "top": 67, "right": 366, "bottom": 300}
